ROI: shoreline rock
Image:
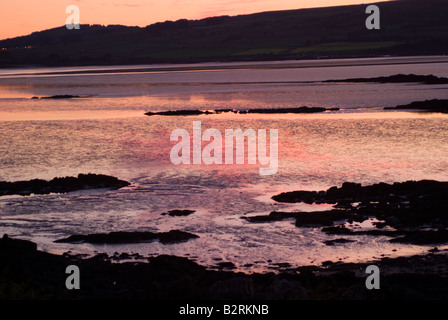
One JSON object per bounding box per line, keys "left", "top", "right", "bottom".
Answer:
{"left": 267, "top": 180, "right": 448, "bottom": 245}
{"left": 2, "top": 234, "right": 448, "bottom": 299}
{"left": 54, "top": 230, "right": 199, "bottom": 245}
{"left": 323, "top": 238, "right": 356, "bottom": 246}
{"left": 144, "top": 106, "right": 339, "bottom": 116}
{"left": 384, "top": 99, "right": 448, "bottom": 113}
{"left": 162, "top": 209, "right": 196, "bottom": 217}
{"left": 31, "top": 95, "right": 91, "bottom": 99}
{"left": 324, "top": 74, "right": 448, "bottom": 85}
{"left": 0, "top": 173, "right": 130, "bottom": 196}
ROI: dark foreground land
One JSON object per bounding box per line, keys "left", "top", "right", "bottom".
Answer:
{"left": 2, "top": 179, "right": 448, "bottom": 300}
{"left": 1, "top": 234, "right": 448, "bottom": 300}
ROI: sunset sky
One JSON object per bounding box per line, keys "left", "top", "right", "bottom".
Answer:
{"left": 0, "top": 0, "right": 392, "bottom": 40}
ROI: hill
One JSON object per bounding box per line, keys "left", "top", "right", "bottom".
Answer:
{"left": 1, "top": 0, "right": 448, "bottom": 66}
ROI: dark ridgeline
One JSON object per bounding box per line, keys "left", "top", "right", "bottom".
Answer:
{"left": 1, "top": 0, "right": 448, "bottom": 67}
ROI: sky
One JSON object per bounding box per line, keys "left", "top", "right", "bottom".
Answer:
{"left": 0, "top": 0, "right": 393, "bottom": 40}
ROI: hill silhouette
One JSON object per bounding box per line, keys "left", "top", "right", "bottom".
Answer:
{"left": 1, "top": 0, "right": 447, "bottom": 66}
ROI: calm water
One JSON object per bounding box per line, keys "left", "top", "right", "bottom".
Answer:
{"left": 1, "top": 56, "right": 448, "bottom": 272}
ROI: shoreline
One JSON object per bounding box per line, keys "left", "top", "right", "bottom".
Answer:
{"left": 2, "top": 56, "right": 448, "bottom": 78}
{"left": 1, "top": 234, "right": 447, "bottom": 300}
{"left": 2, "top": 178, "right": 448, "bottom": 280}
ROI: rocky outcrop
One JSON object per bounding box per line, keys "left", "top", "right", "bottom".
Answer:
{"left": 162, "top": 210, "right": 196, "bottom": 217}
{"left": 54, "top": 230, "right": 199, "bottom": 245}
{"left": 384, "top": 99, "right": 448, "bottom": 113}
{"left": 325, "top": 74, "right": 448, "bottom": 85}
{"left": 145, "top": 106, "right": 339, "bottom": 116}
{"left": 0, "top": 174, "right": 130, "bottom": 196}
{"left": 31, "top": 95, "right": 84, "bottom": 99}
{"left": 265, "top": 180, "right": 448, "bottom": 245}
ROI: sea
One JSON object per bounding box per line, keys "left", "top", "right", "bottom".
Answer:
{"left": 1, "top": 56, "right": 448, "bottom": 273}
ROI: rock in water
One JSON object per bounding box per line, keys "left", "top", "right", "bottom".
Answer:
{"left": 0, "top": 173, "right": 130, "bottom": 196}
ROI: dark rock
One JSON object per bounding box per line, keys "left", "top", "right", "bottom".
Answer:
{"left": 209, "top": 277, "right": 254, "bottom": 299}
{"left": 145, "top": 109, "right": 205, "bottom": 116}
{"left": 162, "top": 209, "right": 195, "bottom": 217}
{"left": 54, "top": 230, "right": 199, "bottom": 245}
{"left": 217, "top": 262, "right": 236, "bottom": 270}
{"left": 325, "top": 74, "right": 448, "bottom": 85}
{"left": 145, "top": 106, "right": 338, "bottom": 117}
{"left": 0, "top": 173, "right": 130, "bottom": 196}
{"left": 390, "top": 229, "right": 448, "bottom": 245}
{"left": 270, "top": 262, "right": 292, "bottom": 269}
{"left": 321, "top": 226, "right": 404, "bottom": 238}
{"left": 39, "top": 95, "right": 82, "bottom": 99}
{"left": 385, "top": 99, "right": 448, "bottom": 113}
{"left": 246, "top": 106, "right": 328, "bottom": 114}
{"left": 119, "top": 252, "right": 131, "bottom": 259}
{"left": 321, "top": 260, "right": 337, "bottom": 267}
{"left": 273, "top": 180, "right": 448, "bottom": 230}
{"left": 324, "top": 238, "right": 356, "bottom": 246}
{"left": 2, "top": 235, "right": 448, "bottom": 299}
{"left": 273, "top": 180, "right": 448, "bottom": 205}
{"left": 321, "top": 226, "right": 354, "bottom": 235}
{"left": 0, "top": 234, "right": 37, "bottom": 252}
{"left": 158, "top": 230, "right": 200, "bottom": 244}
{"left": 296, "top": 265, "right": 320, "bottom": 274}
{"left": 215, "top": 109, "right": 234, "bottom": 113}
{"left": 322, "top": 225, "right": 448, "bottom": 246}
{"left": 295, "top": 211, "right": 348, "bottom": 227}
{"left": 243, "top": 211, "right": 299, "bottom": 222}
{"left": 272, "top": 190, "right": 319, "bottom": 204}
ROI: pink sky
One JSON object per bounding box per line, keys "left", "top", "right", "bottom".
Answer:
{"left": 0, "top": 0, "right": 391, "bottom": 40}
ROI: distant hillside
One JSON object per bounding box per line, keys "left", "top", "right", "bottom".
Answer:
{"left": 1, "top": 0, "right": 448, "bottom": 66}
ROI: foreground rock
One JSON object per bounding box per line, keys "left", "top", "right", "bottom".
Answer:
{"left": 0, "top": 174, "right": 130, "bottom": 196}
{"left": 1, "top": 235, "right": 448, "bottom": 300}
{"left": 55, "top": 230, "right": 199, "bottom": 245}
{"left": 384, "top": 99, "right": 448, "bottom": 113}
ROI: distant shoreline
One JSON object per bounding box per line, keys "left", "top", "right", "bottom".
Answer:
{"left": 1, "top": 55, "right": 448, "bottom": 78}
